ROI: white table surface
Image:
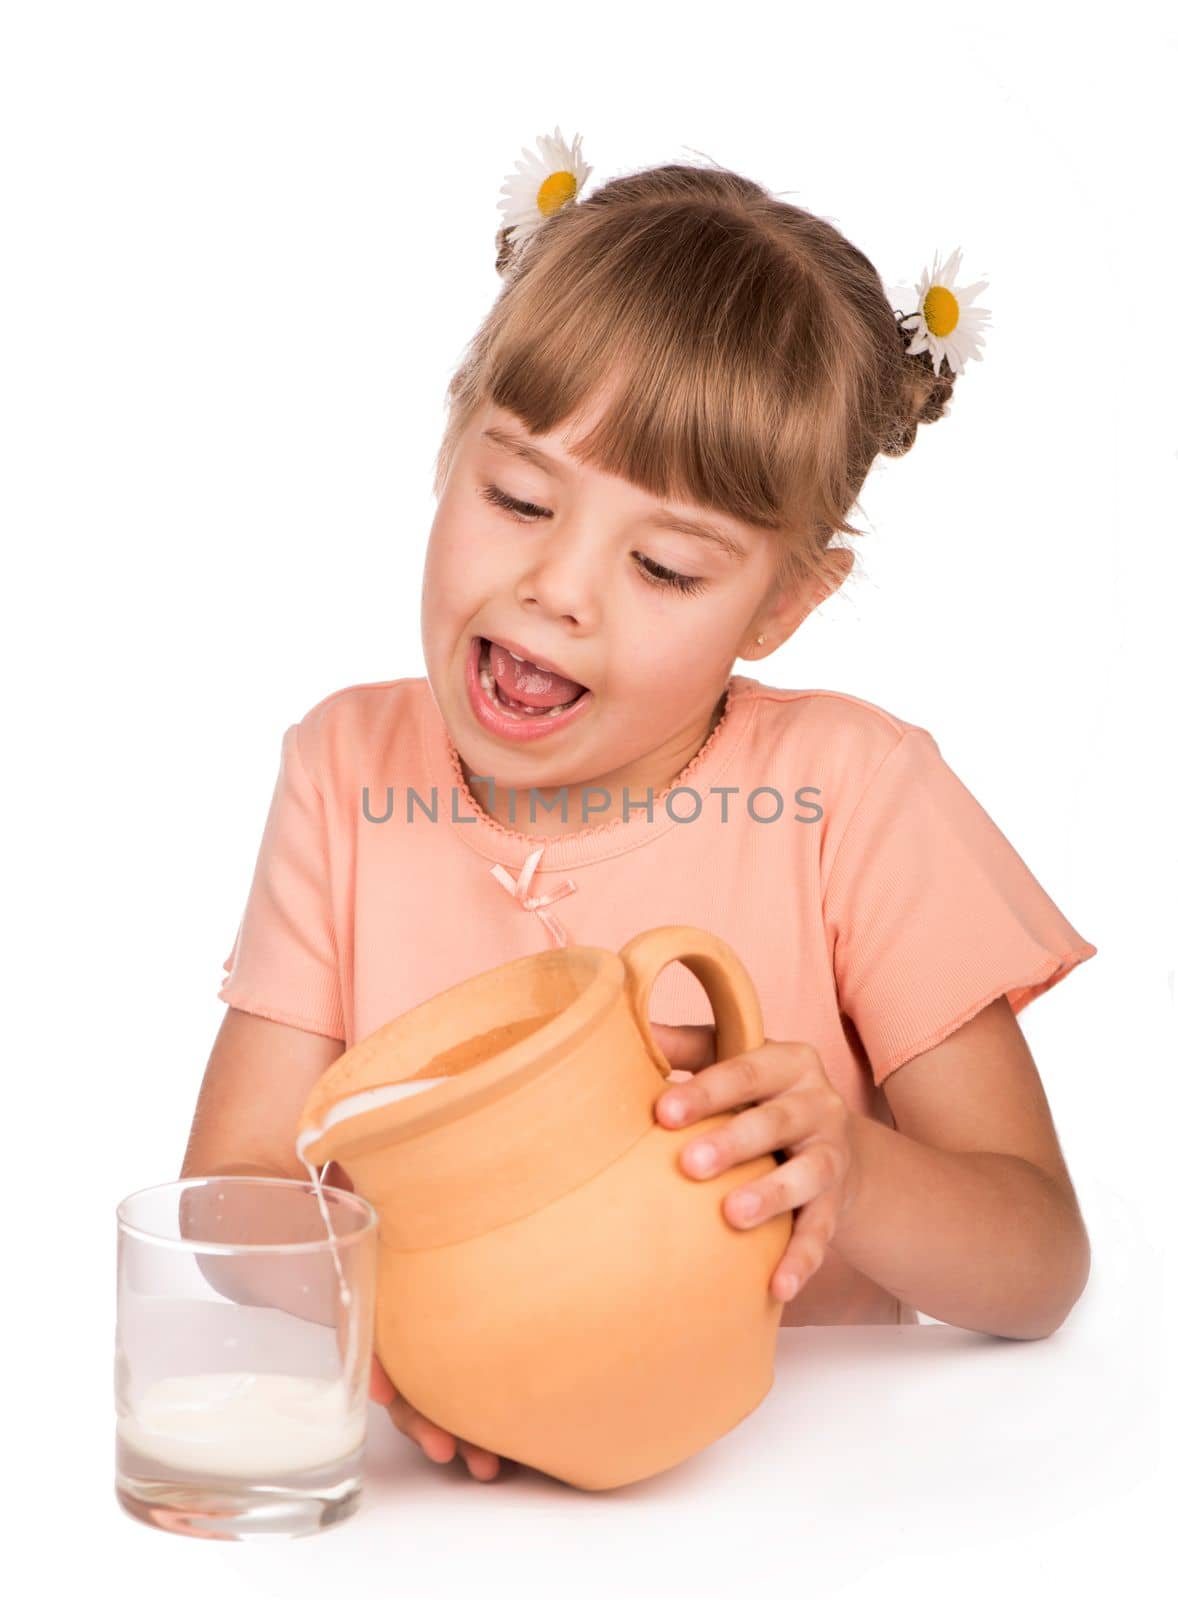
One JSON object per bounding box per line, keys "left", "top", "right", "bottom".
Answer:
{"left": 90, "top": 1279, "right": 1167, "bottom": 1600}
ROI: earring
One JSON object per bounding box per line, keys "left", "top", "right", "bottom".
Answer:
{"left": 755, "top": 634, "right": 765, "bottom": 646}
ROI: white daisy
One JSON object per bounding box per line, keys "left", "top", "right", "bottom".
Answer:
{"left": 889, "top": 247, "right": 991, "bottom": 377}
{"left": 497, "top": 127, "right": 593, "bottom": 252}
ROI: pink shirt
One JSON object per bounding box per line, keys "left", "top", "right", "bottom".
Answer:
{"left": 218, "top": 673, "right": 1096, "bottom": 1326}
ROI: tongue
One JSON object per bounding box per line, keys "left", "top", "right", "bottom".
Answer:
{"left": 488, "top": 640, "right": 586, "bottom": 708}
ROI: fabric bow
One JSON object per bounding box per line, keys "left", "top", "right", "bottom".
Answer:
{"left": 489, "top": 846, "right": 578, "bottom": 948}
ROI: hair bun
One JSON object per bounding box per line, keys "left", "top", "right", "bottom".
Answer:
{"left": 881, "top": 317, "right": 957, "bottom": 458}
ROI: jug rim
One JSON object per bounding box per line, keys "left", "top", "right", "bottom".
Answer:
{"left": 296, "top": 944, "right": 630, "bottom": 1164}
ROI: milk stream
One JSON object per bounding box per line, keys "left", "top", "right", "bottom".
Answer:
{"left": 295, "top": 1077, "right": 447, "bottom": 1385}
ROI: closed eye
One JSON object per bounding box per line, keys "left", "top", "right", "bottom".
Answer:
{"left": 480, "top": 482, "right": 550, "bottom": 522}
{"left": 478, "top": 483, "right": 709, "bottom": 596}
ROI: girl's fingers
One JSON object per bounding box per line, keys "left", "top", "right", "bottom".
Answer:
{"left": 387, "top": 1390, "right": 502, "bottom": 1478}
{"left": 749, "top": 1136, "right": 843, "bottom": 1216}
{"left": 648, "top": 1022, "right": 716, "bottom": 1073}
{"left": 770, "top": 1188, "right": 841, "bottom": 1300}
{"left": 388, "top": 1392, "right": 456, "bottom": 1460}
{"left": 687, "top": 1087, "right": 828, "bottom": 1179}
{"left": 459, "top": 1441, "right": 502, "bottom": 1479}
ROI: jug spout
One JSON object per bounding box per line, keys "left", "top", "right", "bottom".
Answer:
{"left": 295, "top": 1077, "right": 449, "bottom": 1170}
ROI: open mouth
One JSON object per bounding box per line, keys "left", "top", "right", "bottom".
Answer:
{"left": 475, "top": 636, "right": 591, "bottom": 720}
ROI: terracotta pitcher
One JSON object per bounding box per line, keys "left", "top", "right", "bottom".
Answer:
{"left": 295, "top": 926, "right": 792, "bottom": 1491}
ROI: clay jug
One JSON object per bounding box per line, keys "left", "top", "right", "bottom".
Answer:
{"left": 295, "top": 926, "right": 792, "bottom": 1491}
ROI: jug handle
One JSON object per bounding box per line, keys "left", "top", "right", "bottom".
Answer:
{"left": 617, "top": 926, "right": 765, "bottom": 1080}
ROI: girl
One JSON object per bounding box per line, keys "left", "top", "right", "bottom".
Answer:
{"left": 181, "top": 131, "right": 1097, "bottom": 1483}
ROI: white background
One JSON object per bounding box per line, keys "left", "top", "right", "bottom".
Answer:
{"left": 2, "top": 1, "right": 1174, "bottom": 1592}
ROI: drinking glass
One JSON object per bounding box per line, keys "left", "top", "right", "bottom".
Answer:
{"left": 115, "top": 1176, "right": 379, "bottom": 1540}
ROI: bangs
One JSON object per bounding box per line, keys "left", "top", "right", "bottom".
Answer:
{"left": 481, "top": 212, "right": 859, "bottom": 540}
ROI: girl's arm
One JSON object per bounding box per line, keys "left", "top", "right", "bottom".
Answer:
{"left": 178, "top": 1007, "right": 346, "bottom": 1320}
{"left": 180, "top": 1005, "right": 344, "bottom": 1183}
{"left": 831, "top": 994, "right": 1091, "bottom": 1338}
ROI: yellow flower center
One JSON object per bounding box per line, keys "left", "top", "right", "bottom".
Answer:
{"left": 536, "top": 170, "right": 578, "bottom": 216}
{"left": 923, "top": 285, "right": 959, "bottom": 337}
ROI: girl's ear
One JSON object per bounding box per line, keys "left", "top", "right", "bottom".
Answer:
{"left": 750, "top": 553, "right": 853, "bottom": 655}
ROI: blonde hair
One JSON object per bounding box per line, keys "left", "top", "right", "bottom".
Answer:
{"left": 433, "top": 160, "right": 954, "bottom": 601}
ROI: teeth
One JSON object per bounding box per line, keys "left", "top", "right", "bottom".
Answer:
{"left": 478, "top": 653, "right": 584, "bottom": 719}
{"left": 492, "top": 639, "right": 551, "bottom": 671}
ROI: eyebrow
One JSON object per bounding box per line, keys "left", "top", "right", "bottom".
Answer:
{"left": 480, "top": 425, "right": 749, "bottom": 562}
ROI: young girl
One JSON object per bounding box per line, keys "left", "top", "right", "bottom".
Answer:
{"left": 181, "top": 131, "right": 1097, "bottom": 1483}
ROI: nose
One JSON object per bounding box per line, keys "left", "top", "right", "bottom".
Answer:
{"left": 514, "top": 519, "right": 603, "bottom": 630}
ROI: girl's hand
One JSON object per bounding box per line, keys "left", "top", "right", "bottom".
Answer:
{"left": 368, "top": 1352, "right": 507, "bottom": 1481}
{"left": 649, "top": 1022, "right": 860, "bottom": 1305}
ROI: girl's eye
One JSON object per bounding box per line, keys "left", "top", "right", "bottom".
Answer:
{"left": 479, "top": 482, "right": 551, "bottom": 523}
{"left": 634, "top": 555, "right": 707, "bottom": 596}
{"left": 478, "top": 483, "right": 709, "bottom": 597}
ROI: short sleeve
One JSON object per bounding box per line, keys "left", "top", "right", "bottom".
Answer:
{"left": 824, "top": 726, "right": 1097, "bottom": 1085}
{"left": 217, "top": 721, "right": 345, "bottom": 1040}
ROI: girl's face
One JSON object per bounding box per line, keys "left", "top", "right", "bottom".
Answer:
{"left": 421, "top": 393, "right": 823, "bottom": 799}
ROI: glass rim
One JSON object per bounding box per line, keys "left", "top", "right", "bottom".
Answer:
{"left": 115, "top": 1175, "right": 380, "bottom": 1256}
